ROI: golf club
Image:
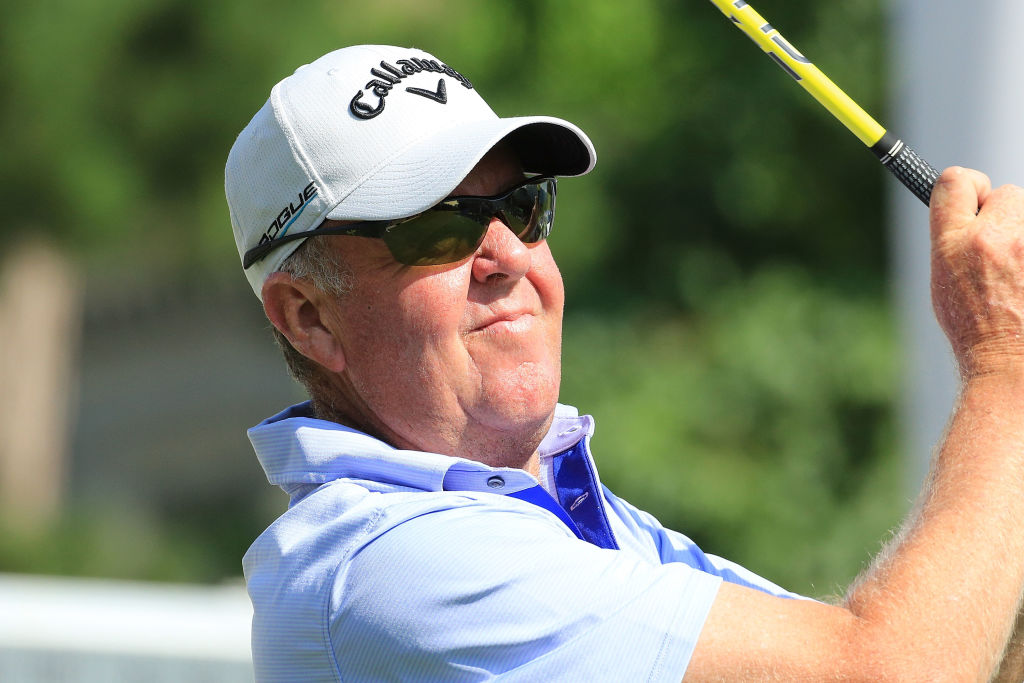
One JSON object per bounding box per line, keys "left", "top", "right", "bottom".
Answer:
{"left": 708, "top": 0, "right": 940, "bottom": 206}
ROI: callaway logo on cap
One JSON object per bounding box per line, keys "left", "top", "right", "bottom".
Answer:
{"left": 348, "top": 55, "right": 473, "bottom": 119}
{"left": 225, "top": 45, "right": 597, "bottom": 299}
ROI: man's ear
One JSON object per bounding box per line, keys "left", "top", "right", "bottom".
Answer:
{"left": 262, "top": 272, "right": 347, "bottom": 373}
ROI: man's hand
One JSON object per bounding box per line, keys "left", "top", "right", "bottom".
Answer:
{"left": 930, "top": 167, "right": 1024, "bottom": 378}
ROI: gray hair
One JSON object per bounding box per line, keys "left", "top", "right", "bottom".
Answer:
{"left": 270, "top": 237, "right": 354, "bottom": 416}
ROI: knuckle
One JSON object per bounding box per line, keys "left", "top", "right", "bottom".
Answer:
{"left": 936, "top": 165, "right": 990, "bottom": 191}
{"left": 996, "top": 183, "right": 1024, "bottom": 200}
{"left": 936, "top": 166, "right": 964, "bottom": 186}
{"left": 981, "top": 184, "right": 1024, "bottom": 218}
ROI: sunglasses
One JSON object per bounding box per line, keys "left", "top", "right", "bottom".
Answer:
{"left": 243, "top": 175, "right": 556, "bottom": 269}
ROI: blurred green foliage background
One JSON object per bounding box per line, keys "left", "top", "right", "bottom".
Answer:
{"left": 0, "top": 0, "right": 907, "bottom": 598}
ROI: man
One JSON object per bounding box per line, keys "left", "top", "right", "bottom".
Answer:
{"left": 226, "top": 45, "right": 1024, "bottom": 681}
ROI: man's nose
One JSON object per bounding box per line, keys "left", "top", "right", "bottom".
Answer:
{"left": 471, "top": 216, "right": 532, "bottom": 283}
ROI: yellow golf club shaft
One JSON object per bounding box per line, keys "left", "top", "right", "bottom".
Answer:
{"left": 708, "top": 0, "right": 940, "bottom": 205}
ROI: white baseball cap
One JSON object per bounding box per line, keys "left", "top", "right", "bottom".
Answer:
{"left": 225, "top": 44, "right": 597, "bottom": 299}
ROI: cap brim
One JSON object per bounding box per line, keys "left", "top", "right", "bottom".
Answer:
{"left": 325, "top": 115, "right": 596, "bottom": 221}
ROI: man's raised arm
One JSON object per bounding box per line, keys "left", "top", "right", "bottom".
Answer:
{"left": 685, "top": 167, "right": 1024, "bottom": 681}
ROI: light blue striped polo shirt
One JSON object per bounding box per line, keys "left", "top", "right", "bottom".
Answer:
{"left": 243, "top": 402, "right": 802, "bottom": 681}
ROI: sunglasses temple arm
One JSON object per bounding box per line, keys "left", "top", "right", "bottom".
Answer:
{"left": 243, "top": 223, "right": 385, "bottom": 269}
{"left": 243, "top": 232, "right": 304, "bottom": 269}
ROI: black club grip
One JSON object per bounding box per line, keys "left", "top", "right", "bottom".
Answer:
{"left": 871, "top": 132, "right": 941, "bottom": 206}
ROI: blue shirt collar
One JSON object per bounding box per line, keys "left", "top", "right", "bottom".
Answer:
{"left": 248, "top": 402, "right": 593, "bottom": 499}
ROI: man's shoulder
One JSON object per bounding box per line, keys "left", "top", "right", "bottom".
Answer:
{"left": 244, "top": 480, "right": 574, "bottom": 579}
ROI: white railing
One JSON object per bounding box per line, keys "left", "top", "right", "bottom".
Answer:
{"left": 0, "top": 573, "right": 253, "bottom": 682}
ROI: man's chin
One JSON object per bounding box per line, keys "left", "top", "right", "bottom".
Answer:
{"left": 479, "top": 383, "right": 560, "bottom": 440}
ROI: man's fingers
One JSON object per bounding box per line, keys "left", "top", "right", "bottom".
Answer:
{"left": 930, "top": 166, "right": 992, "bottom": 238}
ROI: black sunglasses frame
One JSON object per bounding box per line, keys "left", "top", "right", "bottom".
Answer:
{"left": 243, "top": 175, "right": 556, "bottom": 270}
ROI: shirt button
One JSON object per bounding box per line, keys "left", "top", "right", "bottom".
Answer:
{"left": 486, "top": 476, "right": 505, "bottom": 489}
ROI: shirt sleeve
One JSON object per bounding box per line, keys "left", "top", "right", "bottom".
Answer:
{"left": 602, "top": 486, "right": 809, "bottom": 600}
{"left": 329, "top": 493, "right": 722, "bottom": 682}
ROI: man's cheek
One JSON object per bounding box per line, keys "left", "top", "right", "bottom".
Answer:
{"left": 401, "top": 286, "right": 465, "bottom": 332}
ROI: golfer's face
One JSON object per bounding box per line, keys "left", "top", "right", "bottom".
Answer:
{"left": 317, "top": 147, "right": 565, "bottom": 464}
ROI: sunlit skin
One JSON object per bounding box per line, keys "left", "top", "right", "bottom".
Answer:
{"left": 262, "top": 147, "right": 565, "bottom": 476}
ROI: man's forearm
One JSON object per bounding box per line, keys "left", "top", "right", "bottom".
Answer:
{"left": 844, "top": 371, "right": 1024, "bottom": 679}
{"left": 692, "top": 368, "right": 1024, "bottom": 681}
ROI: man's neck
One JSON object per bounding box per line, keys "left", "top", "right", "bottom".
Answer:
{"left": 310, "top": 393, "right": 547, "bottom": 476}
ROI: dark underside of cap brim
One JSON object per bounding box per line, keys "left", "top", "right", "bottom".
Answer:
{"left": 503, "top": 122, "right": 593, "bottom": 177}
